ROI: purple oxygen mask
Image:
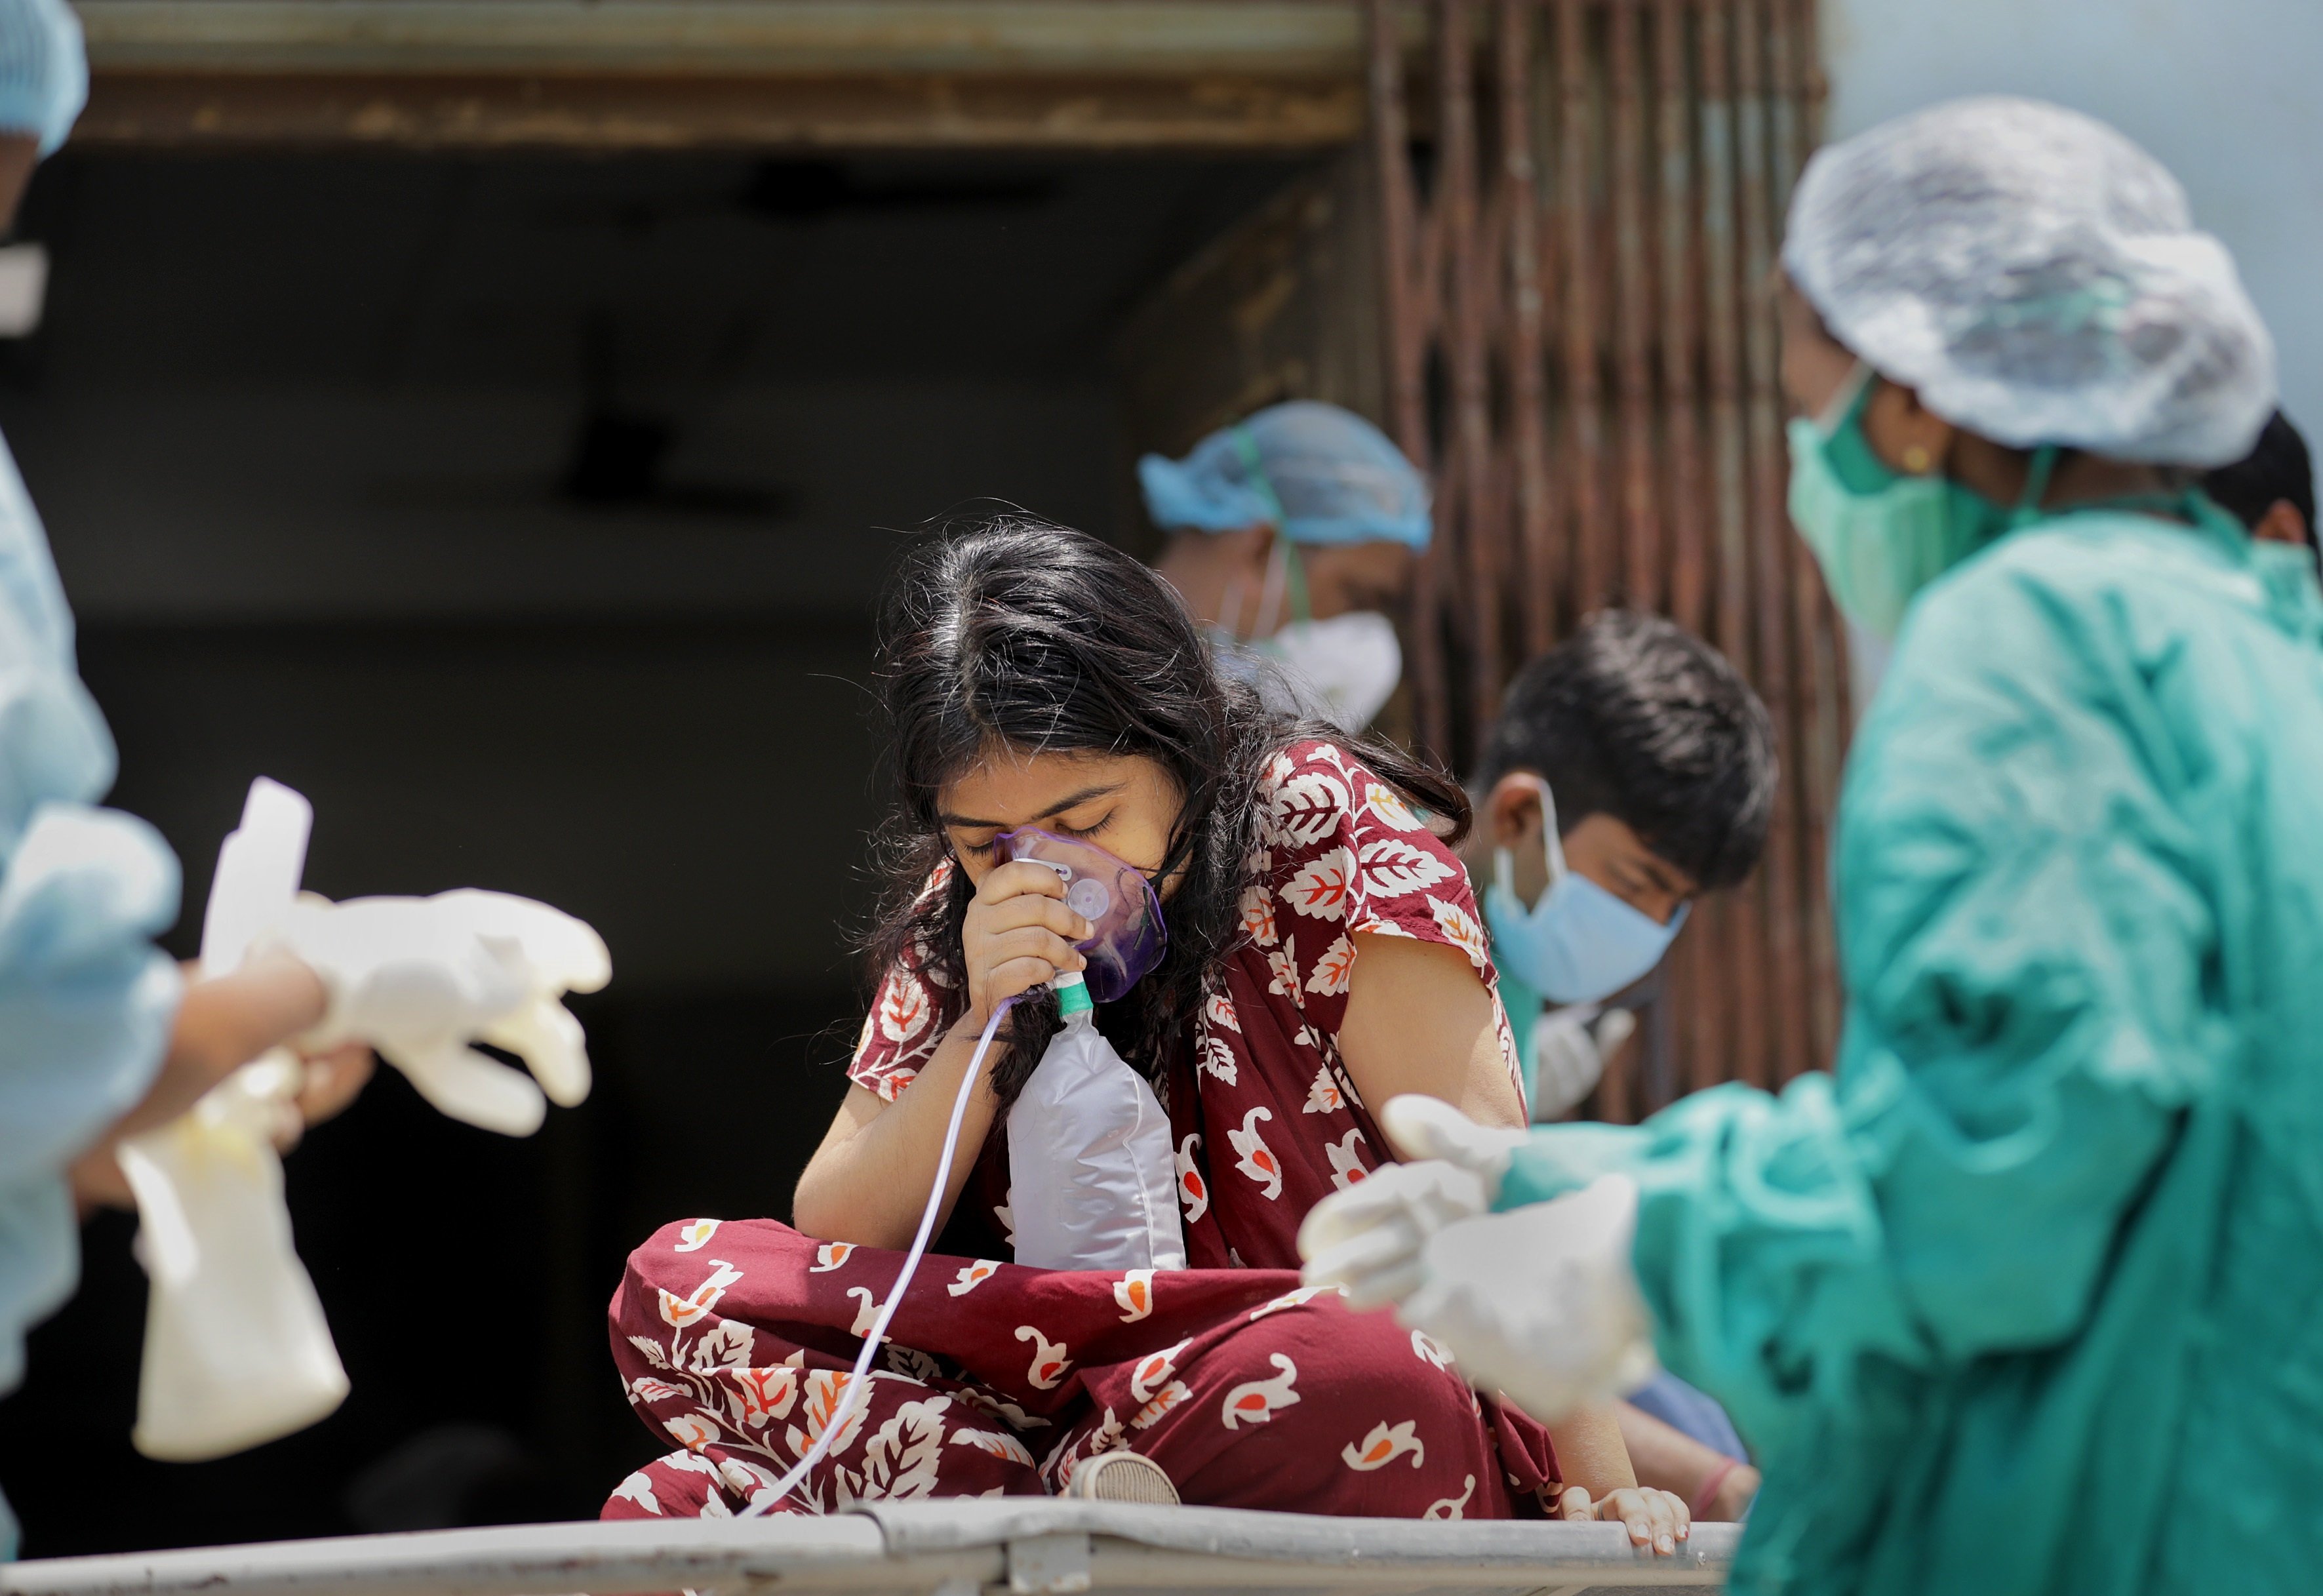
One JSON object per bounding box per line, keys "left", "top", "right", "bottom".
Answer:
{"left": 995, "top": 826, "right": 1168, "bottom": 1003}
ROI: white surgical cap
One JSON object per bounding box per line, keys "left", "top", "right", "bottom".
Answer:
{"left": 1783, "top": 96, "right": 2275, "bottom": 468}
{"left": 1139, "top": 401, "right": 1431, "bottom": 549}
{"left": 0, "top": 0, "right": 82, "bottom": 156}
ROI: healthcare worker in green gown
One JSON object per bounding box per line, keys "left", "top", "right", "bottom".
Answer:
{"left": 1300, "top": 95, "right": 2320, "bottom": 1596}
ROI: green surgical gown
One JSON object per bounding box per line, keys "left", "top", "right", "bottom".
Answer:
{"left": 1498, "top": 501, "right": 2323, "bottom": 1595}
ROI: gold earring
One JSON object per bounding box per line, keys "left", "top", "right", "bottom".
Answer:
{"left": 1901, "top": 444, "right": 1932, "bottom": 474}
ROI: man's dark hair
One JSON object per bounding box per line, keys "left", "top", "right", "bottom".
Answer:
{"left": 2202, "top": 409, "right": 2316, "bottom": 548}
{"left": 1474, "top": 610, "right": 1776, "bottom": 890}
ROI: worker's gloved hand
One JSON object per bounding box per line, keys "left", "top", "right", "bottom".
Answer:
{"left": 1397, "top": 1176, "right": 1659, "bottom": 1424}
{"left": 1298, "top": 1094, "right": 1531, "bottom": 1307}
{"left": 1380, "top": 1092, "right": 1529, "bottom": 1193}
{"left": 1298, "top": 1158, "right": 1491, "bottom": 1308}
{"left": 264, "top": 890, "right": 611, "bottom": 1136}
{"left": 1530, "top": 1003, "right": 1637, "bottom": 1119}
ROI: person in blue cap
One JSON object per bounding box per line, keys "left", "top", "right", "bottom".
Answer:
{"left": 0, "top": 1, "right": 612, "bottom": 1555}
{"left": 1141, "top": 401, "right": 1428, "bottom": 731}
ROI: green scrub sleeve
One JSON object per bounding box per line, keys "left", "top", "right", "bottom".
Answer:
{"left": 1496, "top": 546, "right": 2212, "bottom": 1460}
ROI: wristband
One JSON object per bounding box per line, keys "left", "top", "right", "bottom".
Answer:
{"left": 1689, "top": 1457, "right": 1741, "bottom": 1521}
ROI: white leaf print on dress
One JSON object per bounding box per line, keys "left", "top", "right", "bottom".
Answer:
{"left": 725, "top": 1365, "right": 799, "bottom": 1427}
{"left": 1305, "top": 934, "right": 1357, "bottom": 996}
{"left": 609, "top": 1471, "right": 664, "bottom": 1515}
{"left": 1239, "top": 883, "right": 1279, "bottom": 947}
{"left": 1198, "top": 1033, "right": 1239, "bottom": 1086}
{"left": 658, "top": 1260, "right": 742, "bottom": 1329}
{"left": 1266, "top": 936, "right": 1300, "bottom": 997}
{"left": 1205, "top": 990, "right": 1241, "bottom": 1031}
{"left": 1425, "top": 1475, "right": 1477, "bottom": 1519}
{"left": 786, "top": 1370, "right": 870, "bottom": 1461}
{"left": 1303, "top": 1062, "right": 1345, "bottom": 1114}
{"left": 948, "top": 1259, "right": 1002, "bottom": 1296}
{"left": 1357, "top": 837, "right": 1457, "bottom": 897}
{"left": 1132, "top": 1381, "right": 1191, "bottom": 1429}
{"left": 1220, "top": 1354, "right": 1300, "bottom": 1428}
{"left": 1426, "top": 895, "right": 1493, "bottom": 970}
{"left": 1283, "top": 849, "right": 1356, "bottom": 923}
{"left": 1362, "top": 782, "right": 1426, "bottom": 831}
{"left": 1176, "top": 1134, "right": 1210, "bottom": 1224}
{"left": 1249, "top": 1283, "right": 1337, "bottom": 1321}
{"left": 952, "top": 1427, "right": 1037, "bottom": 1466}
{"left": 1324, "top": 1127, "right": 1371, "bottom": 1191}
{"left": 664, "top": 1411, "right": 721, "bottom": 1451}
{"left": 856, "top": 1395, "right": 949, "bottom": 1500}
{"left": 628, "top": 1334, "right": 672, "bottom": 1370}
{"left": 1343, "top": 1420, "right": 1427, "bottom": 1470}
{"left": 811, "top": 1242, "right": 856, "bottom": 1273}
{"left": 877, "top": 969, "right": 934, "bottom": 1042}
{"left": 673, "top": 1218, "right": 719, "bottom": 1253}
{"left": 1114, "top": 1269, "right": 1157, "bottom": 1323}
{"left": 1228, "top": 1106, "right": 1283, "bottom": 1199}
{"left": 1269, "top": 769, "right": 1351, "bottom": 847}
{"left": 1130, "top": 1338, "right": 1193, "bottom": 1402}
{"left": 690, "top": 1319, "right": 755, "bottom": 1370}
{"left": 1016, "top": 1325, "right": 1073, "bottom": 1389}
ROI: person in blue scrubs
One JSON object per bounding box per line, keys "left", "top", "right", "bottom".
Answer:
{"left": 0, "top": 2, "right": 610, "bottom": 1553}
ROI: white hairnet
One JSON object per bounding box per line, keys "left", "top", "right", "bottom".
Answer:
{"left": 1783, "top": 96, "right": 2274, "bottom": 467}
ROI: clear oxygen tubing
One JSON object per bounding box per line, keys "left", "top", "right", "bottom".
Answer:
{"left": 741, "top": 995, "right": 1018, "bottom": 1514}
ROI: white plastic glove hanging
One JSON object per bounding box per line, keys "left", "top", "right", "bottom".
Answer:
{"left": 120, "top": 778, "right": 612, "bottom": 1463}
{"left": 1530, "top": 1003, "right": 1637, "bottom": 1121}
{"left": 119, "top": 778, "right": 348, "bottom": 1462}
{"left": 267, "top": 888, "right": 609, "bottom": 1137}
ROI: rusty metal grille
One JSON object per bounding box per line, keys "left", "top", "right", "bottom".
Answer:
{"left": 1367, "top": 0, "right": 1844, "bottom": 1111}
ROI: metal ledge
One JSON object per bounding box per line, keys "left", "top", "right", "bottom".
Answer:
{"left": 76, "top": 2, "right": 1408, "bottom": 81}
{"left": 1, "top": 1502, "right": 1737, "bottom": 1596}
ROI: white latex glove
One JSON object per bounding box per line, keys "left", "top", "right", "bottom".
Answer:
{"left": 1399, "top": 1176, "right": 1659, "bottom": 1424}
{"left": 1298, "top": 1094, "right": 1530, "bottom": 1307}
{"left": 268, "top": 889, "right": 611, "bottom": 1136}
{"left": 1530, "top": 1004, "right": 1637, "bottom": 1120}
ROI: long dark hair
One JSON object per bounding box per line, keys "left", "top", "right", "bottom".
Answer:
{"left": 866, "top": 514, "right": 1466, "bottom": 1109}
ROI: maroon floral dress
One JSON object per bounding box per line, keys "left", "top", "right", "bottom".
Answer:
{"left": 605, "top": 740, "right": 1551, "bottom": 1520}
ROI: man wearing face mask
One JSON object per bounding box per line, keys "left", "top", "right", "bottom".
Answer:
{"left": 1458, "top": 610, "right": 1776, "bottom": 1519}
{"left": 1458, "top": 610, "right": 1776, "bottom": 1121}
{"left": 1141, "top": 401, "right": 1425, "bottom": 732}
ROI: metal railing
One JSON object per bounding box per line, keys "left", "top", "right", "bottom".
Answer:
{"left": 3, "top": 1501, "right": 1736, "bottom": 1596}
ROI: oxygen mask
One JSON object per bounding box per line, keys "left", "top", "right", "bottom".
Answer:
{"left": 994, "top": 826, "right": 1168, "bottom": 1001}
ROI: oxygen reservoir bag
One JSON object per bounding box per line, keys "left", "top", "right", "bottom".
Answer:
{"left": 998, "top": 826, "right": 1183, "bottom": 1272}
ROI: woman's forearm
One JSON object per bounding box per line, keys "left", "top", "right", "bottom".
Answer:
{"left": 1616, "top": 1401, "right": 1755, "bottom": 1515}
{"left": 1547, "top": 1403, "right": 1640, "bottom": 1496}
{"left": 793, "top": 1018, "right": 1005, "bottom": 1247}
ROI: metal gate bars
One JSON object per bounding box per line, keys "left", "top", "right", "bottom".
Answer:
{"left": 1366, "top": 0, "right": 1844, "bottom": 1108}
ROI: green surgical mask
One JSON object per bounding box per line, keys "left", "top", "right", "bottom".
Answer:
{"left": 1787, "top": 362, "right": 2059, "bottom": 640}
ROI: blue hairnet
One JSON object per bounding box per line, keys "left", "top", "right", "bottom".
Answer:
{"left": 0, "top": 0, "right": 84, "bottom": 155}
{"left": 1138, "top": 401, "right": 1431, "bottom": 548}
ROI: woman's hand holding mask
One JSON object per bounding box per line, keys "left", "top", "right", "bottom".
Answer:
{"left": 961, "top": 860, "right": 1091, "bottom": 1027}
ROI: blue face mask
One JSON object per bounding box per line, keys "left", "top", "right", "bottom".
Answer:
{"left": 1480, "top": 778, "right": 1686, "bottom": 1005}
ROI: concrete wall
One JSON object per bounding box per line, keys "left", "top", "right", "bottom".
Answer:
{"left": 1823, "top": 0, "right": 2323, "bottom": 439}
